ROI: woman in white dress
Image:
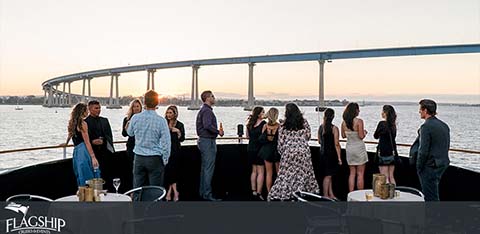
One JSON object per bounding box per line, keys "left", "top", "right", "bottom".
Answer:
{"left": 341, "top": 103, "right": 368, "bottom": 192}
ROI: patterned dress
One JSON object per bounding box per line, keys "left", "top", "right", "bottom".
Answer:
{"left": 267, "top": 120, "right": 320, "bottom": 201}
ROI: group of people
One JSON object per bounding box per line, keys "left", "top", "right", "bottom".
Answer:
{"left": 246, "top": 99, "right": 450, "bottom": 202}
{"left": 65, "top": 90, "right": 450, "bottom": 202}
{"left": 65, "top": 91, "right": 185, "bottom": 201}
{"left": 246, "top": 104, "right": 319, "bottom": 201}
{"left": 120, "top": 94, "right": 186, "bottom": 201}
{"left": 64, "top": 100, "right": 113, "bottom": 187}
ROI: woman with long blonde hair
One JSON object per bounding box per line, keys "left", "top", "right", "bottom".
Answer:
{"left": 164, "top": 105, "right": 185, "bottom": 201}
{"left": 258, "top": 107, "right": 280, "bottom": 193}
{"left": 122, "top": 99, "right": 143, "bottom": 160}
{"left": 63, "top": 103, "right": 99, "bottom": 186}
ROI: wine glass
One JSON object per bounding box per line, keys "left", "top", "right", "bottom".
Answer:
{"left": 113, "top": 178, "right": 121, "bottom": 194}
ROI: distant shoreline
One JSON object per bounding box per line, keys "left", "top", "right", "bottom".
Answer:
{"left": 1, "top": 96, "right": 478, "bottom": 108}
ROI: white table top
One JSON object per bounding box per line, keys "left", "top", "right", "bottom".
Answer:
{"left": 348, "top": 189, "right": 424, "bottom": 202}
{"left": 55, "top": 193, "right": 131, "bottom": 202}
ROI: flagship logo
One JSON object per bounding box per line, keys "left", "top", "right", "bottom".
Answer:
{"left": 4, "top": 202, "right": 66, "bottom": 234}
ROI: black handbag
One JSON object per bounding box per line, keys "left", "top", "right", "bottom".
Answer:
{"left": 375, "top": 128, "right": 400, "bottom": 165}
{"left": 375, "top": 148, "right": 395, "bottom": 165}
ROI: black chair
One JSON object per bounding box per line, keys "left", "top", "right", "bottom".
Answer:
{"left": 294, "top": 191, "right": 343, "bottom": 234}
{"left": 123, "top": 186, "right": 166, "bottom": 201}
{"left": 396, "top": 186, "right": 425, "bottom": 198}
{"left": 293, "top": 191, "right": 337, "bottom": 202}
{"left": 6, "top": 194, "right": 53, "bottom": 202}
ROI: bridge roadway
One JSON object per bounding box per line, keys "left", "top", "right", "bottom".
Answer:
{"left": 41, "top": 43, "right": 480, "bottom": 109}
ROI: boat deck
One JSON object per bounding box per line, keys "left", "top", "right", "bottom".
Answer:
{"left": 1, "top": 143, "right": 479, "bottom": 201}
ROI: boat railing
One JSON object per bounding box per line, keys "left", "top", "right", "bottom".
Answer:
{"left": 0, "top": 137, "right": 479, "bottom": 160}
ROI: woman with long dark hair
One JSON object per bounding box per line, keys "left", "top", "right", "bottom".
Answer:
{"left": 268, "top": 103, "right": 319, "bottom": 200}
{"left": 341, "top": 102, "right": 368, "bottom": 192}
{"left": 164, "top": 105, "right": 185, "bottom": 201}
{"left": 373, "top": 105, "right": 398, "bottom": 185}
{"left": 318, "top": 108, "right": 342, "bottom": 199}
{"left": 63, "top": 103, "right": 99, "bottom": 186}
{"left": 122, "top": 99, "right": 143, "bottom": 161}
{"left": 246, "top": 106, "right": 266, "bottom": 200}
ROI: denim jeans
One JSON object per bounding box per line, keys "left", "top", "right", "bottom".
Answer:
{"left": 72, "top": 142, "right": 95, "bottom": 186}
{"left": 133, "top": 154, "right": 165, "bottom": 188}
{"left": 197, "top": 137, "right": 217, "bottom": 199}
{"left": 418, "top": 164, "right": 448, "bottom": 201}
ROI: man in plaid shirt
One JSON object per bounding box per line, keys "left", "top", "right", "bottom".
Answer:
{"left": 127, "top": 90, "right": 171, "bottom": 188}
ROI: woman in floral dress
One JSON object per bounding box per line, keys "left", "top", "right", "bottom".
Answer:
{"left": 268, "top": 103, "right": 320, "bottom": 201}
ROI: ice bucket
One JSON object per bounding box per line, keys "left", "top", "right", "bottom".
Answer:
{"left": 372, "top": 173, "right": 386, "bottom": 197}
{"left": 86, "top": 178, "right": 105, "bottom": 191}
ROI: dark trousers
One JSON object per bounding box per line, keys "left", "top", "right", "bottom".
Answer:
{"left": 417, "top": 165, "right": 448, "bottom": 201}
{"left": 197, "top": 137, "right": 217, "bottom": 199}
{"left": 133, "top": 155, "right": 165, "bottom": 188}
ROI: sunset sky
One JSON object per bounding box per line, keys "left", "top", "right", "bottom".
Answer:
{"left": 0, "top": 0, "right": 479, "bottom": 103}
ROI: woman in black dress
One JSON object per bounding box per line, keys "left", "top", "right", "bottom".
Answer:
{"left": 122, "top": 99, "right": 143, "bottom": 162}
{"left": 373, "top": 105, "right": 398, "bottom": 185}
{"left": 258, "top": 107, "right": 280, "bottom": 193}
{"left": 246, "top": 106, "right": 266, "bottom": 200}
{"left": 317, "top": 108, "right": 342, "bottom": 199}
{"left": 164, "top": 105, "right": 185, "bottom": 201}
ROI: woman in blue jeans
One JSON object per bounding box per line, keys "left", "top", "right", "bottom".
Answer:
{"left": 62, "top": 103, "right": 99, "bottom": 186}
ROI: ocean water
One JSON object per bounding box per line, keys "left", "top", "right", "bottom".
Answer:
{"left": 0, "top": 104, "right": 479, "bottom": 172}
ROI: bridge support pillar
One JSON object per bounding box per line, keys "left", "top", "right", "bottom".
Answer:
{"left": 147, "top": 69, "right": 156, "bottom": 91}
{"left": 68, "top": 82, "right": 72, "bottom": 106}
{"left": 316, "top": 60, "right": 326, "bottom": 112}
{"left": 188, "top": 65, "right": 201, "bottom": 110}
{"left": 43, "top": 89, "right": 47, "bottom": 106}
{"left": 87, "top": 78, "right": 92, "bottom": 101}
{"left": 108, "top": 74, "right": 122, "bottom": 109}
{"left": 61, "top": 82, "right": 66, "bottom": 106}
{"left": 81, "top": 78, "right": 86, "bottom": 102}
{"left": 47, "top": 87, "right": 53, "bottom": 107}
{"left": 115, "top": 74, "right": 120, "bottom": 105}
{"left": 53, "top": 91, "right": 57, "bottom": 106}
{"left": 55, "top": 85, "right": 60, "bottom": 106}
{"left": 244, "top": 63, "right": 255, "bottom": 111}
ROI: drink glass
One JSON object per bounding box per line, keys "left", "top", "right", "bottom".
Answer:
{"left": 365, "top": 191, "right": 373, "bottom": 201}
{"left": 113, "top": 178, "right": 121, "bottom": 194}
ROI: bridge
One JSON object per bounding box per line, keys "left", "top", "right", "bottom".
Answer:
{"left": 41, "top": 43, "right": 480, "bottom": 110}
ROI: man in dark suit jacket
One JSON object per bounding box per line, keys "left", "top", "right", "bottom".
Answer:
{"left": 410, "top": 99, "right": 450, "bottom": 201}
{"left": 85, "top": 100, "right": 115, "bottom": 187}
